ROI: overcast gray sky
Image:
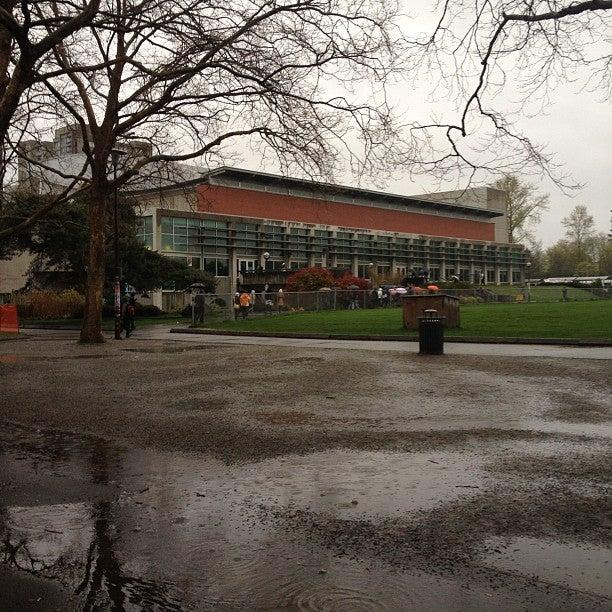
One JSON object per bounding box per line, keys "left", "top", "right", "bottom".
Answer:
{"left": 239, "top": 3, "right": 611, "bottom": 247}
{"left": 389, "top": 80, "right": 611, "bottom": 246}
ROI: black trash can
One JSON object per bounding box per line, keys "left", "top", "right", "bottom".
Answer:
{"left": 418, "top": 309, "right": 445, "bottom": 355}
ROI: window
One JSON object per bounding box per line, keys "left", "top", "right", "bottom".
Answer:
{"left": 160, "top": 216, "right": 201, "bottom": 254}
{"left": 459, "top": 268, "right": 471, "bottom": 282}
{"left": 499, "top": 270, "right": 509, "bottom": 283}
{"left": 394, "top": 238, "right": 410, "bottom": 258}
{"left": 59, "top": 131, "right": 76, "bottom": 154}
{"left": 357, "top": 263, "right": 373, "bottom": 278}
{"left": 373, "top": 235, "right": 392, "bottom": 258}
{"left": 334, "top": 231, "right": 353, "bottom": 256}
{"left": 512, "top": 270, "right": 522, "bottom": 284}
{"left": 430, "top": 268, "right": 440, "bottom": 281}
{"left": 312, "top": 230, "right": 331, "bottom": 256}
{"left": 263, "top": 224, "right": 285, "bottom": 257}
{"left": 201, "top": 219, "right": 229, "bottom": 255}
{"left": 355, "top": 234, "right": 372, "bottom": 256}
{"left": 203, "top": 258, "right": 229, "bottom": 277}
{"left": 235, "top": 223, "right": 258, "bottom": 255}
{"left": 486, "top": 269, "right": 496, "bottom": 283}
{"left": 288, "top": 227, "right": 309, "bottom": 258}
{"left": 429, "top": 241, "right": 442, "bottom": 262}
{"left": 458, "top": 244, "right": 471, "bottom": 263}
{"left": 136, "top": 216, "right": 153, "bottom": 248}
{"left": 265, "top": 260, "right": 285, "bottom": 271}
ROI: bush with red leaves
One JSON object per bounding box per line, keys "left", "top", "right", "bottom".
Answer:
{"left": 335, "top": 274, "right": 371, "bottom": 289}
{"left": 285, "top": 267, "right": 335, "bottom": 291}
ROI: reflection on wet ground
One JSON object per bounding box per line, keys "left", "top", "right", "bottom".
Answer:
{"left": 481, "top": 536, "right": 612, "bottom": 598}
{"left": 1, "top": 423, "right": 610, "bottom": 610}
{"left": 122, "top": 345, "right": 209, "bottom": 354}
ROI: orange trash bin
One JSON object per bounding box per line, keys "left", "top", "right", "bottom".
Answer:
{"left": 0, "top": 304, "right": 19, "bottom": 334}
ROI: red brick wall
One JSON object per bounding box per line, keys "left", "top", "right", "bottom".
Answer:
{"left": 197, "top": 184, "right": 495, "bottom": 241}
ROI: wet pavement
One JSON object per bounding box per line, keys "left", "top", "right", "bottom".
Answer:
{"left": 1, "top": 335, "right": 611, "bottom": 610}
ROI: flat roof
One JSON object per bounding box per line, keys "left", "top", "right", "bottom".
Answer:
{"left": 201, "top": 166, "right": 502, "bottom": 219}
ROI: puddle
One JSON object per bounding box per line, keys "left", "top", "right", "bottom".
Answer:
{"left": 481, "top": 536, "right": 612, "bottom": 598}
{"left": 0, "top": 354, "right": 110, "bottom": 363}
{"left": 0, "top": 424, "right": 608, "bottom": 610}
{"left": 0, "top": 355, "right": 23, "bottom": 363}
{"left": 123, "top": 345, "right": 209, "bottom": 354}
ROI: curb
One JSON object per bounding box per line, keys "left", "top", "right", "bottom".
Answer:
{"left": 169, "top": 327, "right": 612, "bottom": 347}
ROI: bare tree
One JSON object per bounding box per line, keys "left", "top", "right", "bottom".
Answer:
{"left": 3, "top": 0, "right": 405, "bottom": 342}
{"left": 0, "top": 0, "right": 101, "bottom": 198}
{"left": 410, "top": 0, "right": 612, "bottom": 187}
{"left": 492, "top": 175, "right": 549, "bottom": 243}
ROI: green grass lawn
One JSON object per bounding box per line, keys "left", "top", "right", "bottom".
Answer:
{"left": 205, "top": 301, "right": 612, "bottom": 339}
{"left": 488, "top": 285, "right": 595, "bottom": 301}
{"left": 21, "top": 315, "right": 192, "bottom": 330}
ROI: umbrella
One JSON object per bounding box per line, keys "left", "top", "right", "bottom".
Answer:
{"left": 427, "top": 285, "right": 439, "bottom": 292}
{"left": 412, "top": 286, "right": 423, "bottom": 293}
{"left": 188, "top": 282, "right": 207, "bottom": 290}
{"left": 347, "top": 284, "right": 360, "bottom": 290}
{"left": 394, "top": 287, "right": 408, "bottom": 294}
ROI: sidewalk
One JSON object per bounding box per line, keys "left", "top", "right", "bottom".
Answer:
{"left": 16, "top": 326, "right": 612, "bottom": 360}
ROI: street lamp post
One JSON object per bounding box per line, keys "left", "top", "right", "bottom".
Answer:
{"left": 111, "top": 149, "right": 126, "bottom": 340}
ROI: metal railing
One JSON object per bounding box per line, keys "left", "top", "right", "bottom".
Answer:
{"left": 163, "top": 285, "right": 610, "bottom": 316}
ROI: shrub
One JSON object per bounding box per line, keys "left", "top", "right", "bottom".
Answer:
{"left": 286, "top": 267, "right": 335, "bottom": 291}
{"left": 15, "top": 289, "right": 85, "bottom": 319}
{"left": 134, "top": 303, "right": 165, "bottom": 317}
{"left": 334, "top": 274, "right": 370, "bottom": 290}
{"left": 459, "top": 295, "right": 479, "bottom": 304}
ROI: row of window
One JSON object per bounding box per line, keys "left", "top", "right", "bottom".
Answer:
{"left": 140, "top": 215, "right": 526, "bottom": 269}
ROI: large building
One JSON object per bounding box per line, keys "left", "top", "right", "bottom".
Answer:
{"left": 1, "top": 125, "right": 527, "bottom": 305}
{"left": 134, "top": 167, "right": 526, "bottom": 307}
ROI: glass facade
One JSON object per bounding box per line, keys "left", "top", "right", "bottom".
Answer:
{"left": 136, "top": 216, "right": 153, "bottom": 248}
{"left": 155, "top": 214, "right": 525, "bottom": 283}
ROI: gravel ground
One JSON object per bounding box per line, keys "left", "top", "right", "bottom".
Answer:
{"left": 0, "top": 336, "right": 610, "bottom": 610}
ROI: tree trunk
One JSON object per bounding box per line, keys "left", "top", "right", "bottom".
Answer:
{"left": 80, "top": 186, "right": 107, "bottom": 343}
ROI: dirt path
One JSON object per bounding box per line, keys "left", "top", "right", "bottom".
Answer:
{"left": 1, "top": 337, "right": 610, "bottom": 610}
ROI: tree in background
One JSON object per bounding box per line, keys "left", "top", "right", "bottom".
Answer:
{"left": 562, "top": 205, "right": 596, "bottom": 255}
{"left": 492, "top": 175, "right": 549, "bottom": 243}
{"left": 543, "top": 205, "right": 611, "bottom": 277}
{"left": 525, "top": 239, "right": 546, "bottom": 278}
{"left": 0, "top": 0, "right": 405, "bottom": 342}
{"left": 0, "top": 193, "right": 214, "bottom": 294}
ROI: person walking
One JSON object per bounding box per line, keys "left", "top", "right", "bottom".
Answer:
{"left": 233, "top": 292, "right": 241, "bottom": 320}
{"left": 193, "top": 290, "right": 206, "bottom": 324}
{"left": 277, "top": 288, "right": 285, "bottom": 313}
{"left": 264, "top": 284, "right": 274, "bottom": 315}
{"left": 239, "top": 291, "right": 251, "bottom": 319}
{"left": 250, "top": 289, "right": 256, "bottom": 313}
{"left": 562, "top": 287, "right": 568, "bottom": 302}
{"left": 376, "top": 286, "right": 383, "bottom": 307}
{"left": 122, "top": 296, "right": 136, "bottom": 337}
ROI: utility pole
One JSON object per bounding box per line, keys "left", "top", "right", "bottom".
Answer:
{"left": 111, "top": 149, "right": 126, "bottom": 340}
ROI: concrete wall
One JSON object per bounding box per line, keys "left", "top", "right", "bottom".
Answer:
{"left": 0, "top": 252, "right": 31, "bottom": 294}
{"left": 412, "top": 187, "right": 510, "bottom": 244}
